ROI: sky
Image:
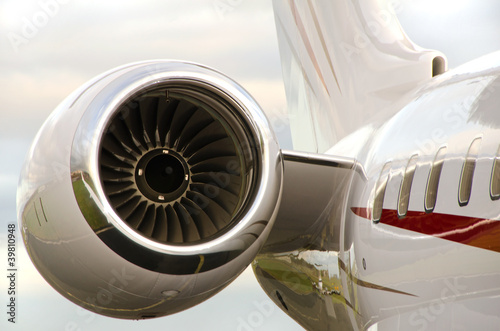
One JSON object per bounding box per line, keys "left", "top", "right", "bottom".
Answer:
{"left": 1, "top": 0, "right": 500, "bottom": 330}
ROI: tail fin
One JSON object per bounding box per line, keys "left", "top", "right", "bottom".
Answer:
{"left": 273, "top": 0, "right": 446, "bottom": 152}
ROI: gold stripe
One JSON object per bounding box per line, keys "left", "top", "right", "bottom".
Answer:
{"left": 34, "top": 202, "right": 41, "bottom": 227}
{"left": 39, "top": 197, "right": 48, "bottom": 222}
{"left": 194, "top": 255, "right": 205, "bottom": 274}
{"left": 276, "top": 15, "right": 318, "bottom": 99}
{"left": 306, "top": 0, "right": 342, "bottom": 94}
{"left": 288, "top": 0, "right": 330, "bottom": 96}
{"left": 338, "top": 258, "right": 416, "bottom": 297}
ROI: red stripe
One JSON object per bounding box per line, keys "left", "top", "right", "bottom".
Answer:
{"left": 351, "top": 207, "right": 500, "bottom": 253}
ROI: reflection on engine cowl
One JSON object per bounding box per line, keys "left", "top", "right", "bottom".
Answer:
{"left": 17, "top": 60, "right": 282, "bottom": 319}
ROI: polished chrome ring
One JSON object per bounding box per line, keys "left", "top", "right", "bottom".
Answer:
{"left": 70, "top": 60, "right": 282, "bottom": 274}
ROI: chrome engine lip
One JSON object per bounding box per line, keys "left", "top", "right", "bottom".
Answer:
{"left": 70, "top": 60, "right": 282, "bottom": 266}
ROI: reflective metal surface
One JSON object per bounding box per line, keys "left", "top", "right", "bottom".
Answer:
{"left": 255, "top": 150, "right": 359, "bottom": 330}
{"left": 343, "top": 54, "right": 500, "bottom": 329}
{"left": 17, "top": 61, "right": 282, "bottom": 319}
{"left": 16, "top": 0, "right": 500, "bottom": 327}
{"left": 253, "top": 50, "right": 500, "bottom": 330}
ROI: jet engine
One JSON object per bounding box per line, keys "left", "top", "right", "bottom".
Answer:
{"left": 17, "top": 61, "right": 282, "bottom": 319}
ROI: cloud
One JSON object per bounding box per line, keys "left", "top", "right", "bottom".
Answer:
{"left": 0, "top": 0, "right": 285, "bottom": 126}
{"left": 398, "top": 0, "right": 500, "bottom": 68}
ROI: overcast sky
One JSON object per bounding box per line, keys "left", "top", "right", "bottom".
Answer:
{"left": 1, "top": 1, "right": 500, "bottom": 330}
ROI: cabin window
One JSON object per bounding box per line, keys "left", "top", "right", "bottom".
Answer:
{"left": 490, "top": 145, "right": 500, "bottom": 200}
{"left": 425, "top": 147, "right": 447, "bottom": 212}
{"left": 373, "top": 162, "right": 392, "bottom": 222}
{"left": 459, "top": 138, "right": 481, "bottom": 206}
{"left": 398, "top": 155, "right": 418, "bottom": 217}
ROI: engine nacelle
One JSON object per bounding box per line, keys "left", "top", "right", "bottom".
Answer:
{"left": 17, "top": 61, "right": 282, "bottom": 319}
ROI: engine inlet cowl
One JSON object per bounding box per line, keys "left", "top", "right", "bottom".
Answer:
{"left": 66, "top": 60, "right": 282, "bottom": 276}
{"left": 18, "top": 60, "right": 282, "bottom": 319}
